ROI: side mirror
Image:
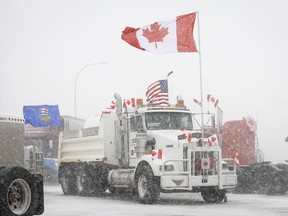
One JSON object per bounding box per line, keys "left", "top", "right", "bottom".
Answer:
{"left": 146, "top": 138, "right": 156, "bottom": 146}
{"left": 146, "top": 138, "right": 156, "bottom": 153}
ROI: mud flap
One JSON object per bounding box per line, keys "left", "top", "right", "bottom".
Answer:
{"left": 32, "top": 174, "right": 45, "bottom": 215}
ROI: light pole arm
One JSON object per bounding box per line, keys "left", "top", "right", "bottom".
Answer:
{"left": 166, "top": 71, "right": 173, "bottom": 79}
{"left": 74, "top": 62, "right": 107, "bottom": 117}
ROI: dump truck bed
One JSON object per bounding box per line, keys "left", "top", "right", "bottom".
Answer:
{"left": 59, "top": 127, "right": 105, "bottom": 162}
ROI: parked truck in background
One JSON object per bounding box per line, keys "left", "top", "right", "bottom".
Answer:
{"left": 221, "top": 118, "right": 288, "bottom": 194}
{"left": 0, "top": 113, "right": 44, "bottom": 216}
{"left": 58, "top": 93, "right": 237, "bottom": 204}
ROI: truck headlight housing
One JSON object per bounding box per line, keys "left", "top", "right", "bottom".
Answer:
{"left": 222, "top": 161, "right": 229, "bottom": 171}
{"left": 159, "top": 164, "right": 174, "bottom": 172}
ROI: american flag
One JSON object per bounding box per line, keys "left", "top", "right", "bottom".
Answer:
{"left": 146, "top": 79, "right": 169, "bottom": 105}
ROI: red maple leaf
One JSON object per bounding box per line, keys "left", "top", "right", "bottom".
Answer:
{"left": 142, "top": 22, "right": 169, "bottom": 49}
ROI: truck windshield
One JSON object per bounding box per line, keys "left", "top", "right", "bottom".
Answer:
{"left": 145, "top": 112, "right": 193, "bottom": 130}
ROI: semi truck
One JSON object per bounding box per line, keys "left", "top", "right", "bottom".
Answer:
{"left": 0, "top": 113, "right": 44, "bottom": 216}
{"left": 58, "top": 93, "right": 237, "bottom": 204}
{"left": 221, "top": 118, "right": 288, "bottom": 194}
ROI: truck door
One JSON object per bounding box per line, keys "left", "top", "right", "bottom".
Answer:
{"left": 129, "top": 115, "right": 147, "bottom": 165}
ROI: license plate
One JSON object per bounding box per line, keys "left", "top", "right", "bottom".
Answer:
{"left": 202, "top": 175, "right": 208, "bottom": 183}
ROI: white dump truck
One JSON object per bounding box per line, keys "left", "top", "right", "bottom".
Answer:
{"left": 58, "top": 93, "right": 237, "bottom": 203}
{"left": 0, "top": 113, "right": 44, "bottom": 216}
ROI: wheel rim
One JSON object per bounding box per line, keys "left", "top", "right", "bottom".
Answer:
{"left": 76, "top": 175, "right": 85, "bottom": 192}
{"left": 138, "top": 175, "right": 148, "bottom": 198}
{"left": 77, "top": 168, "right": 88, "bottom": 193}
{"left": 7, "top": 179, "right": 31, "bottom": 215}
{"left": 59, "top": 176, "right": 68, "bottom": 193}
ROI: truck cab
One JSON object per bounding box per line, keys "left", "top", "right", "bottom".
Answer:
{"left": 112, "top": 96, "right": 237, "bottom": 203}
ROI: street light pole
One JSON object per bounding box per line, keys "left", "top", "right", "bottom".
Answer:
{"left": 74, "top": 62, "right": 107, "bottom": 117}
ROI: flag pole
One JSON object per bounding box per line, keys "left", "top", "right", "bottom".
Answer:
{"left": 196, "top": 11, "right": 205, "bottom": 141}
{"left": 166, "top": 71, "right": 173, "bottom": 104}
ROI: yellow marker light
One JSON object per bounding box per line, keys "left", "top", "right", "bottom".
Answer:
{"left": 136, "top": 98, "right": 143, "bottom": 106}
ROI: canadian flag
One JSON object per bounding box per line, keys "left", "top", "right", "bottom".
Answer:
{"left": 123, "top": 98, "right": 136, "bottom": 108}
{"left": 243, "top": 115, "right": 257, "bottom": 132}
{"left": 193, "top": 99, "right": 202, "bottom": 107}
{"left": 110, "top": 98, "right": 136, "bottom": 109}
{"left": 109, "top": 101, "right": 116, "bottom": 109}
{"left": 121, "top": 12, "right": 197, "bottom": 55}
{"left": 152, "top": 149, "right": 163, "bottom": 160}
{"left": 235, "top": 152, "right": 240, "bottom": 166}
{"left": 207, "top": 94, "right": 219, "bottom": 108}
{"left": 187, "top": 133, "right": 192, "bottom": 142}
{"left": 208, "top": 134, "right": 218, "bottom": 146}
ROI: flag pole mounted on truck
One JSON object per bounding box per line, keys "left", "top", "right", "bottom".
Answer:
{"left": 121, "top": 11, "right": 206, "bottom": 139}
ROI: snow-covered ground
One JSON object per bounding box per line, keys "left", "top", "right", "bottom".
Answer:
{"left": 42, "top": 185, "right": 288, "bottom": 216}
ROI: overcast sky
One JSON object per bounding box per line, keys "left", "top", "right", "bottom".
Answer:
{"left": 1, "top": 0, "right": 288, "bottom": 162}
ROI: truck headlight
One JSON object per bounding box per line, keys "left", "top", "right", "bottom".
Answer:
{"left": 159, "top": 164, "right": 174, "bottom": 172}
{"left": 222, "top": 161, "right": 228, "bottom": 171}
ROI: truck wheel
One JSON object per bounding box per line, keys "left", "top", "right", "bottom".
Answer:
{"left": 76, "top": 165, "right": 91, "bottom": 196}
{"left": 135, "top": 165, "right": 160, "bottom": 204}
{"left": 233, "top": 167, "right": 255, "bottom": 193}
{"left": 60, "top": 168, "right": 77, "bottom": 195}
{"left": 255, "top": 165, "right": 280, "bottom": 195}
{"left": 0, "top": 167, "right": 38, "bottom": 216}
{"left": 201, "top": 187, "right": 226, "bottom": 203}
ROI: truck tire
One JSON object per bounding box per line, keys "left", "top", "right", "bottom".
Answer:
{"left": 233, "top": 167, "right": 255, "bottom": 194}
{"left": 255, "top": 164, "right": 282, "bottom": 195}
{"left": 76, "top": 165, "right": 91, "bottom": 196}
{"left": 135, "top": 165, "right": 160, "bottom": 204}
{"left": 201, "top": 187, "right": 226, "bottom": 203}
{"left": 0, "top": 167, "right": 39, "bottom": 216}
{"left": 60, "top": 167, "right": 77, "bottom": 195}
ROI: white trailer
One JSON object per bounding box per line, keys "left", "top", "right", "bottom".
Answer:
{"left": 0, "top": 113, "right": 44, "bottom": 216}
{"left": 58, "top": 93, "right": 237, "bottom": 203}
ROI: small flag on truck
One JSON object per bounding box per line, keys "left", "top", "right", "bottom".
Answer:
{"left": 146, "top": 79, "right": 169, "bottom": 106}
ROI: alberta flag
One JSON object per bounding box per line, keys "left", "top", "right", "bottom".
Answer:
{"left": 23, "top": 105, "right": 62, "bottom": 127}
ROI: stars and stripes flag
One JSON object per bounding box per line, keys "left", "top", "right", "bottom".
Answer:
{"left": 146, "top": 79, "right": 169, "bottom": 105}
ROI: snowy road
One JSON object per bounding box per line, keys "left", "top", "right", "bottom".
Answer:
{"left": 42, "top": 185, "right": 288, "bottom": 216}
